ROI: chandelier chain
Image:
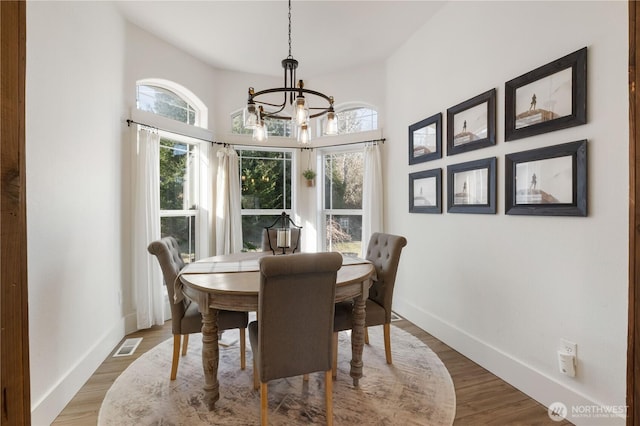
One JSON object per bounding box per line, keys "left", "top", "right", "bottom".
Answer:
{"left": 287, "top": 0, "right": 292, "bottom": 58}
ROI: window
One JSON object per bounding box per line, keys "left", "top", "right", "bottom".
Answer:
{"left": 159, "top": 137, "right": 200, "bottom": 263}
{"left": 136, "top": 78, "right": 207, "bottom": 128}
{"left": 322, "top": 149, "right": 364, "bottom": 256}
{"left": 231, "top": 111, "right": 294, "bottom": 137}
{"left": 136, "top": 79, "right": 208, "bottom": 262}
{"left": 238, "top": 148, "right": 294, "bottom": 251}
{"left": 138, "top": 85, "right": 197, "bottom": 125}
{"left": 321, "top": 106, "right": 378, "bottom": 136}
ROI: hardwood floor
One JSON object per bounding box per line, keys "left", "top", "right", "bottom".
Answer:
{"left": 52, "top": 318, "right": 569, "bottom": 425}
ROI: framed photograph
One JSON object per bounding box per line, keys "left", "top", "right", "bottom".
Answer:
{"left": 505, "top": 47, "right": 587, "bottom": 141}
{"left": 409, "top": 168, "right": 441, "bottom": 214}
{"left": 505, "top": 140, "right": 587, "bottom": 216}
{"left": 447, "top": 157, "right": 496, "bottom": 214}
{"left": 446, "top": 89, "right": 496, "bottom": 156}
{"left": 409, "top": 113, "right": 442, "bottom": 164}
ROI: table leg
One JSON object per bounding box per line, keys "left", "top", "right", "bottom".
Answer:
{"left": 350, "top": 294, "right": 366, "bottom": 387}
{"left": 201, "top": 309, "right": 219, "bottom": 408}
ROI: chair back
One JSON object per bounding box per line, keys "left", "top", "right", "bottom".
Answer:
{"left": 260, "top": 228, "right": 301, "bottom": 254}
{"left": 365, "top": 233, "right": 408, "bottom": 323}
{"left": 147, "top": 236, "right": 188, "bottom": 334}
{"left": 256, "top": 252, "right": 342, "bottom": 382}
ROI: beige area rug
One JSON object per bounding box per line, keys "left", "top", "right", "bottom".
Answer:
{"left": 98, "top": 325, "right": 456, "bottom": 425}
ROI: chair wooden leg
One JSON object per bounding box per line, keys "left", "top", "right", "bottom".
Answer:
{"left": 260, "top": 382, "right": 268, "bottom": 426}
{"left": 383, "top": 323, "right": 392, "bottom": 364}
{"left": 181, "top": 334, "right": 189, "bottom": 356}
{"left": 325, "top": 370, "right": 333, "bottom": 426}
{"left": 332, "top": 332, "right": 338, "bottom": 379}
{"left": 240, "top": 328, "right": 246, "bottom": 370}
{"left": 364, "top": 327, "right": 369, "bottom": 345}
{"left": 170, "top": 335, "right": 181, "bottom": 380}
{"left": 303, "top": 374, "right": 309, "bottom": 381}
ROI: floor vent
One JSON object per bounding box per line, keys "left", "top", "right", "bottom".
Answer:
{"left": 113, "top": 337, "right": 143, "bottom": 357}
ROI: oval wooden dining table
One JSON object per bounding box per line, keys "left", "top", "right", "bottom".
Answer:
{"left": 177, "top": 251, "right": 376, "bottom": 408}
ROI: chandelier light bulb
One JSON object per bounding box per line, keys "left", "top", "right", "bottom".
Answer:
{"left": 243, "top": 103, "right": 258, "bottom": 129}
{"left": 293, "top": 95, "right": 309, "bottom": 126}
{"left": 297, "top": 123, "right": 311, "bottom": 145}
{"left": 324, "top": 110, "right": 338, "bottom": 135}
{"left": 253, "top": 122, "right": 268, "bottom": 142}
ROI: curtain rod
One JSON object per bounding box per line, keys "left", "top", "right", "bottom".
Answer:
{"left": 126, "top": 119, "right": 385, "bottom": 150}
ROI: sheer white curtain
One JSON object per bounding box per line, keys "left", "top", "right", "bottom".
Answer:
{"left": 133, "top": 128, "right": 164, "bottom": 329}
{"left": 216, "top": 145, "right": 243, "bottom": 254}
{"left": 361, "top": 142, "right": 383, "bottom": 257}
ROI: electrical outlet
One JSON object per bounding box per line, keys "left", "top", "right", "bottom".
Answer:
{"left": 561, "top": 339, "right": 577, "bottom": 356}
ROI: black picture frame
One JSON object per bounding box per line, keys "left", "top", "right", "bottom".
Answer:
{"left": 447, "top": 157, "right": 496, "bottom": 214}
{"left": 409, "top": 113, "right": 442, "bottom": 164}
{"left": 446, "top": 89, "right": 496, "bottom": 156}
{"left": 505, "top": 47, "right": 587, "bottom": 141}
{"left": 505, "top": 140, "right": 587, "bottom": 216}
{"left": 409, "top": 168, "right": 441, "bottom": 214}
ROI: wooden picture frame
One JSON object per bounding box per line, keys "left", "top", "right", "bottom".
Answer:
{"left": 409, "top": 113, "right": 442, "bottom": 164}
{"left": 447, "top": 89, "right": 496, "bottom": 156}
{"left": 447, "top": 157, "right": 496, "bottom": 214}
{"left": 409, "top": 168, "right": 441, "bottom": 214}
{"left": 505, "top": 47, "right": 587, "bottom": 141}
{"left": 505, "top": 140, "right": 587, "bottom": 216}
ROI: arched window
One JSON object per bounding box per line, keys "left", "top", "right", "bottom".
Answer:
{"left": 231, "top": 110, "right": 293, "bottom": 137}
{"left": 136, "top": 78, "right": 208, "bottom": 128}
{"left": 320, "top": 105, "right": 378, "bottom": 136}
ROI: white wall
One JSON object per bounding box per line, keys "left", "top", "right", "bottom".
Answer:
{"left": 26, "top": 2, "right": 128, "bottom": 424}
{"left": 385, "top": 2, "right": 628, "bottom": 424}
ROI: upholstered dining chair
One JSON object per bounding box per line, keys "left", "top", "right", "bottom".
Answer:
{"left": 332, "top": 232, "right": 407, "bottom": 377}
{"left": 249, "top": 252, "right": 343, "bottom": 426}
{"left": 147, "top": 237, "right": 249, "bottom": 380}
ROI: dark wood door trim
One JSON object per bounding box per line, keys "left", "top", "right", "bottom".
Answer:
{"left": 630, "top": 1, "right": 639, "bottom": 424}
{"left": 0, "top": 1, "right": 30, "bottom": 424}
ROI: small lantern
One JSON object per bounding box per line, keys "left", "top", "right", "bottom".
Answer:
{"left": 265, "top": 212, "right": 302, "bottom": 255}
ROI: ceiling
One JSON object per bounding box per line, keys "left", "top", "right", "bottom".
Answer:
{"left": 116, "top": 1, "right": 445, "bottom": 78}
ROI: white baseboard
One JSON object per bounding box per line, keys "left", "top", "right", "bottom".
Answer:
{"left": 31, "top": 318, "right": 126, "bottom": 426}
{"left": 394, "top": 299, "right": 625, "bottom": 426}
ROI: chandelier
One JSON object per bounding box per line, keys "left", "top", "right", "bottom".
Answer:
{"left": 242, "top": 0, "right": 337, "bottom": 144}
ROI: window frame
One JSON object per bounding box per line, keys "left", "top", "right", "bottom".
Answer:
{"left": 237, "top": 146, "right": 297, "bottom": 251}
{"left": 136, "top": 78, "right": 208, "bottom": 128}
{"left": 158, "top": 130, "right": 210, "bottom": 262}
{"left": 319, "top": 145, "right": 365, "bottom": 254}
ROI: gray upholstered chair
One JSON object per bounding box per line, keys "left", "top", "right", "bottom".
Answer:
{"left": 260, "top": 228, "right": 301, "bottom": 254}
{"left": 332, "top": 232, "right": 407, "bottom": 377}
{"left": 147, "top": 237, "right": 249, "bottom": 380}
{"left": 249, "top": 252, "right": 342, "bottom": 426}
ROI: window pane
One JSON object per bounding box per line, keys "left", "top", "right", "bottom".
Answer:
{"left": 137, "top": 84, "right": 196, "bottom": 124}
{"left": 241, "top": 215, "right": 282, "bottom": 252}
{"left": 323, "top": 152, "right": 363, "bottom": 209}
{"left": 325, "top": 214, "right": 362, "bottom": 257}
{"left": 239, "top": 150, "right": 292, "bottom": 210}
{"left": 231, "top": 113, "right": 252, "bottom": 135}
{"left": 322, "top": 107, "right": 378, "bottom": 135}
{"left": 161, "top": 215, "right": 196, "bottom": 263}
{"left": 231, "top": 112, "right": 293, "bottom": 137}
{"left": 160, "top": 139, "right": 198, "bottom": 211}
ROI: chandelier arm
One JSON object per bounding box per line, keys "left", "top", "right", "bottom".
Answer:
{"left": 252, "top": 87, "right": 333, "bottom": 103}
